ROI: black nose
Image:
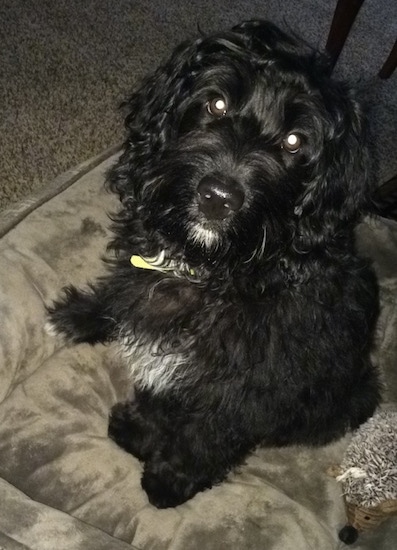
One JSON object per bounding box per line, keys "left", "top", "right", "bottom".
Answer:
{"left": 197, "top": 176, "right": 245, "bottom": 220}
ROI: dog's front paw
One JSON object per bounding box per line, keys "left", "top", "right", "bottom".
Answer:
{"left": 47, "top": 285, "right": 113, "bottom": 345}
{"left": 108, "top": 401, "right": 158, "bottom": 461}
{"left": 141, "top": 459, "right": 210, "bottom": 508}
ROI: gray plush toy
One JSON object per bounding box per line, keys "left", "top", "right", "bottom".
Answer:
{"left": 329, "top": 409, "right": 397, "bottom": 544}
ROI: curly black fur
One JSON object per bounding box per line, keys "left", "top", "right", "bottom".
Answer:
{"left": 48, "top": 21, "right": 381, "bottom": 508}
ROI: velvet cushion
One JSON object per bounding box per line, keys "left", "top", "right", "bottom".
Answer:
{"left": 0, "top": 153, "right": 396, "bottom": 549}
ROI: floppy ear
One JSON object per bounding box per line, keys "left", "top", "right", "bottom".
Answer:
{"left": 294, "top": 83, "right": 373, "bottom": 249}
{"left": 232, "top": 19, "right": 332, "bottom": 74}
{"left": 107, "top": 40, "right": 197, "bottom": 202}
{"left": 232, "top": 20, "right": 299, "bottom": 54}
{"left": 233, "top": 21, "right": 371, "bottom": 246}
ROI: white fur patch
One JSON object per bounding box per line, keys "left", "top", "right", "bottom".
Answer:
{"left": 120, "top": 337, "right": 190, "bottom": 395}
{"left": 44, "top": 321, "right": 60, "bottom": 338}
{"left": 188, "top": 223, "right": 220, "bottom": 248}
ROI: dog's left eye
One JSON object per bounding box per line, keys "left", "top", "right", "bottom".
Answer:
{"left": 282, "top": 133, "right": 302, "bottom": 154}
{"left": 206, "top": 97, "right": 228, "bottom": 117}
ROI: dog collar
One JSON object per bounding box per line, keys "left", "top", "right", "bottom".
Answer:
{"left": 130, "top": 250, "right": 197, "bottom": 279}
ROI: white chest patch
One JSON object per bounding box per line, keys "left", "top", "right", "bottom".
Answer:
{"left": 119, "top": 337, "right": 190, "bottom": 395}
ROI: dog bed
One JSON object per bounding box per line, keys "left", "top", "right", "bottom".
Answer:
{"left": 0, "top": 150, "right": 396, "bottom": 550}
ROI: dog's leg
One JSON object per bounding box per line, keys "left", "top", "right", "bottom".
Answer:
{"left": 47, "top": 285, "right": 115, "bottom": 344}
{"left": 141, "top": 451, "right": 213, "bottom": 508}
{"left": 140, "top": 422, "right": 250, "bottom": 508}
{"left": 108, "top": 400, "right": 164, "bottom": 461}
{"left": 109, "top": 395, "right": 250, "bottom": 508}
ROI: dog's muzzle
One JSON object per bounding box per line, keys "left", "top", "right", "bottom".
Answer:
{"left": 197, "top": 175, "right": 245, "bottom": 220}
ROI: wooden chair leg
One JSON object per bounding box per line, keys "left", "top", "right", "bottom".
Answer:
{"left": 371, "top": 174, "right": 397, "bottom": 220}
{"left": 379, "top": 39, "right": 397, "bottom": 79}
{"left": 326, "top": 0, "right": 365, "bottom": 70}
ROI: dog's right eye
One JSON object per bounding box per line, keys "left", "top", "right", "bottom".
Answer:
{"left": 282, "top": 133, "right": 302, "bottom": 154}
{"left": 206, "top": 97, "right": 228, "bottom": 117}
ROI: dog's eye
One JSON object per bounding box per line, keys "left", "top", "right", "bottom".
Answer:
{"left": 282, "top": 133, "right": 302, "bottom": 154}
{"left": 207, "top": 97, "right": 228, "bottom": 117}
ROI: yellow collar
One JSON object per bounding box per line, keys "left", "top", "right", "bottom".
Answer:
{"left": 130, "top": 251, "right": 197, "bottom": 278}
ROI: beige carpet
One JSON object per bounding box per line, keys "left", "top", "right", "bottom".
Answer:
{"left": 1, "top": 0, "right": 396, "bottom": 212}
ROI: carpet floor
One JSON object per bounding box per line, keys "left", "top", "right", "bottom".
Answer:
{"left": 0, "top": 0, "right": 396, "bottom": 212}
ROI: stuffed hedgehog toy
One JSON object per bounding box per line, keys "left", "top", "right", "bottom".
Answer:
{"left": 329, "top": 409, "right": 397, "bottom": 544}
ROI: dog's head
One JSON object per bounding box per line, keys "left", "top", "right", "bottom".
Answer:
{"left": 108, "top": 21, "right": 371, "bottom": 271}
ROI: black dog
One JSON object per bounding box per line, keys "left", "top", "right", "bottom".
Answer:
{"left": 48, "top": 20, "right": 381, "bottom": 508}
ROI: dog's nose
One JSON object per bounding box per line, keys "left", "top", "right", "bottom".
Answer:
{"left": 197, "top": 176, "right": 245, "bottom": 220}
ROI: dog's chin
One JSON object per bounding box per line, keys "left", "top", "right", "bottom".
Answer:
{"left": 187, "top": 219, "right": 224, "bottom": 249}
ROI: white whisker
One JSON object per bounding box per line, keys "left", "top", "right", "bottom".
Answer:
{"left": 244, "top": 225, "right": 267, "bottom": 263}
{"left": 258, "top": 225, "right": 267, "bottom": 259}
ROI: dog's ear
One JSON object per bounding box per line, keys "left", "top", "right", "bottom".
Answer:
{"left": 107, "top": 40, "right": 197, "bottom": 202}
{"left": 233, "top": 20, "right": 299, "bottom": 53}
{"left": 232, "top": 20, "right": 332, "bottom": 75}
{"left": 294, "top": 83, "right": 372, "bottom": 248}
